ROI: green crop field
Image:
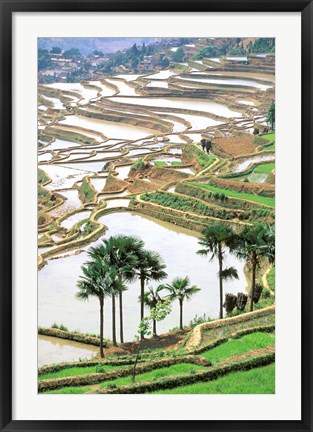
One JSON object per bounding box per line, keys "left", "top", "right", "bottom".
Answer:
{"left": 201, "top": 332, "right": 275, "bottom": 364}
{"left": 192, "top": 182, "right": 275, "bottom": 208}
{"left": 98, "top": 363, "right": 207, "bottom": 389}
{"left": 254, "top": 163, "right": 275, "bottom": 174}
{"left": 150, "top": 364, "right": 275, "bottom": 394}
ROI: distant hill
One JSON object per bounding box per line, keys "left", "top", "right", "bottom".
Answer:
{"left": 38, "top": 37, "right": 160, "bottom": 55}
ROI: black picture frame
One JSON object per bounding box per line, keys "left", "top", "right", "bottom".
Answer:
{"left": 0, "top": 1, "right": 312, "bottom": 431}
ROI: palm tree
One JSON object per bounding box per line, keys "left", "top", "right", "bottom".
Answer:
{"left": 76, "top": 256, "right": 114, "bottom": 357}
{"left": 134, "top": 250, "right": 167, "bottom": 339}
{"left": 140, "top": 285, "right": 165, "bottom": 336}
{"left": 197, "top": 223, "right": 238, "bottom": 319}
{"left": 235, "top": 223, "right": 275, "bottom": 311}
{"left": 89, "top": 235, "right": 144, "bottom": 344}
{"left": 165, "top": 277, "right": 200, "bottom": 330}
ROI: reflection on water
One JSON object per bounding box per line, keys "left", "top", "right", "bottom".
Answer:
{"left": 38, "top": 335, "right": 98, "bottom": 367}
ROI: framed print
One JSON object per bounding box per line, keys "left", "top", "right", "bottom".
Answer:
{"left": 1, "top": 0, "right": 312, "bottom": 431}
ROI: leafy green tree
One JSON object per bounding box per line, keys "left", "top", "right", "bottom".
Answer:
{"left": 50, "top": 46, "right": 62, "bottom": 54}
{"left": 197, "top": 223, "right": 238, "bottom": 319}
{"left": 140, "top": 285, "right": 166, "bottom": 336}
{"left": 92, "top": 49, "right": 103, "bottom": 56}
{"left": 63, "top": 48, "right": 81, "bottom": 58}
{"left": 267, "top": 101, "right": 275, "bottom": 130}
{"left": 134, "top": 250, "right": 167, "bottom": 339}
{"left": 132, "top": 299, "right": 172, "bottom": 381}
{"left": 171, "top": 47, "right": 184, "bottom": 63}
{"left": 38, "top": 49, "right": 51, "bottom": 71}
{"left": 235, "top": 224, "right": 275, "bottom": 311}
{"left": 164, "top": 277, "right": 200, "bottom": 330}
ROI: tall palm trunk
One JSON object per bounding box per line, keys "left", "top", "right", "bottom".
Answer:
{"left": 99, "top": 297, "right": 104, "bottom": 358}
{"left": 112, "top": 295, "right": 117, "bottom": 347}
{"left": 250, "top": 257, "right": 257, "bottom": 312}
{"left": 179, "top": 299, "right": 183, "bottom": 330}
{"left": 140, "top": 275, "right": 145, "bottom": 340}
{"left": 119, "top": 291, "right": 124, "bottom": 344}
{"left": 218, "top": 243, "right": 223, "bottom": 319}
{"left": 152, "top": 318, "right": 157, "bottom": 337}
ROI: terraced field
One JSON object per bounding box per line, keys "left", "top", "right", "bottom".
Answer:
{"left": 38, "top": 38, "right": 275, "bottom": 394}
{"left": 38, "top": 308, "right": 275, "bottom": 394}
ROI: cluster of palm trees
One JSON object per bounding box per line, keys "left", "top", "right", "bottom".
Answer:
{"left": 141, "top": 277, "right": 200, "bottom": 336}
{"left": 76, "top": 222, "right": 274, "bottom": 358}
{"left": 197, "top": 222, "right": 275, "bottom": 319}
{"left": 76, "top": 235, "right": 168, "bottom": 357}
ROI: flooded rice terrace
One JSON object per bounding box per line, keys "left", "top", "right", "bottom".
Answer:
{"left": 38, "top": 47, "right": 275, "bottom": 363}
{"left": 38, "top": 213, "right": 245, "bottom": 342}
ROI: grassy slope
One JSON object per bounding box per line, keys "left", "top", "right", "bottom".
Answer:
{"left": 150, "top": 364, "right": 275, "bottom": 394}
{"left": 254, "top": 163, "right": 275, "bottom": 173}
{"left": 201, "top": 332, "right": 275, "bottom": 364}
{"left": 98, "top": 363, "right": 207, "bottom": 389}
{"left": 262, "top": 132, "right": 275, "bottom": 150}
{"left": 39, "top": 364, "right": 121, "bottom": 381}
{"left": 192, "top": 182, "right": 275, "bottom": 208}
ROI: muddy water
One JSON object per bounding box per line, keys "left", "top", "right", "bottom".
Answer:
{"left": 38, "top": 212, "right": 245, "bottom": 342}
{"left": 38, "top": 335, "right": 98, "bottom": 367}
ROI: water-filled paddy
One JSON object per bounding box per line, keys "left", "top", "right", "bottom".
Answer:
{"left": 38, "top": 212, "right": 246, "bottom": 341}
{"left": 234, "top": 155, "right": 275, "bottom": 173}
{"left": 60, "top": 161, "right": 107, "bottom": 173}
{"left": 41, "top": 164, "right": 88, "bottom": 189}
{"left": 109, "top": 97, "right": 241, "bottom": 118}
{"left": 60, "top": 210, "right": 91, "bottom": 229}
{"left": 106, "top": 79, "right": 138, "bottom": 96}
{"left": 180, "top": 77, "right": 272, "bottom": 91}
{"left": 105, "top": 198, "right": 130, "bottom": 208}
{"left": 89, "top": 177, "right": 107, "bottom": 192}
{"left": 38, "top": 335, "right": 98, "bottom": 367}
{"left": 59, "top": 189, "right": 82, "bottom": 209}
{"left": 60, "top": 115, "right": 158, "bottom": 140}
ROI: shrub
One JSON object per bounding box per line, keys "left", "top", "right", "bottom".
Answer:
{"left": 189, "top": 314, "right": 210, "bottom": 328}
{"left": 51, "top": 323, "right": 69, "bottom": 332}
{"left": 131, "top": 159, "right": 145, "bottom": 171}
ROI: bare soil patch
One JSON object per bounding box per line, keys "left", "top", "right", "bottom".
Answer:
{"left": 102, "top": 329, "right": 189, "bottom": 357}
{"left": 213, "top": 135, "right": 258, "bottom": 157}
